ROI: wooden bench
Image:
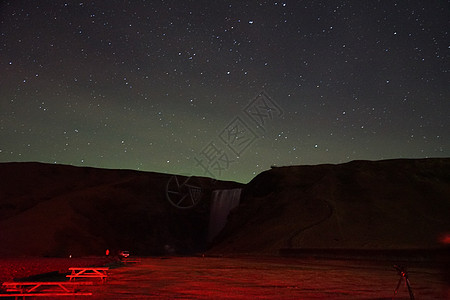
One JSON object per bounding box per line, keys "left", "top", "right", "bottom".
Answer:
{"left": 0, "top": 281, "right": 93, "bottom": 298}
{"left": 67, "top": 267, "right": 109, "bottom": 283}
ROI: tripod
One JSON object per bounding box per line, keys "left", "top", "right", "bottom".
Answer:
{"left": 393, "top": 264, "right": 414, "bottom": 300}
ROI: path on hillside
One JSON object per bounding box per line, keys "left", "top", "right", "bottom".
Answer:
{"left": 88, "top": 257, "right": 448, "bottom": 299}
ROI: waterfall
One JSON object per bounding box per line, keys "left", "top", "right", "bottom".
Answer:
{"left": 208, "top": 188, "right": 242, "bottom": 242}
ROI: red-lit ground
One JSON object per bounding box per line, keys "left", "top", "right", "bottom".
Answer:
{"left": 88, "top": 257, "right": 448, "bottom": 299}
{"left": 0, "top": 257, "right": 112, "bottom": 284}
{"left": 0, "top": 256, "right": 447, "bottom": 299}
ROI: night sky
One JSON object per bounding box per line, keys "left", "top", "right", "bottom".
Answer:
{"left": 1, "top": 1, "right": 449, "bottom": 183}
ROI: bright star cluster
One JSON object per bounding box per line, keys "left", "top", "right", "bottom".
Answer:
{"left": 0, "top": 1, "right": 448, "bottom": 183}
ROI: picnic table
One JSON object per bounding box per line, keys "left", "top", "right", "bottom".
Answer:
{"left": 67, "top": 267, "right": 109, "bottom": 283}
{"left": 0, "top": 281, "right": 92, "bottom": 298}
{"left": 121, "top": 258, "right": 141, "bottom": 264}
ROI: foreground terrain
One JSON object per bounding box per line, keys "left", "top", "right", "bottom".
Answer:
{"left": 92, "top": 257, "right": 449, "bottom": 299}
{"left": 0, "top": 257, "right": 112, "bottom": 284}
{"left": 0, "top": 256, "right": 448, "bottom": 299}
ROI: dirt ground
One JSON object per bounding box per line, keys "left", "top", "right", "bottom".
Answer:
{"left": 83, "top": 256, "right": 449, "bottom": 299}
{"left": 0, "top": 257, "right": 112, "bottom": 284}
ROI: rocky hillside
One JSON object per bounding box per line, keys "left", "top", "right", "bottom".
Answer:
{"left": 210, "top": 158, "right": 450, "bottom": 255}
{"left": 1, "top": 159, "right": 449, "bottom": 258}
{"left": 0, "top": 162, "right": 242, "bottom": 257}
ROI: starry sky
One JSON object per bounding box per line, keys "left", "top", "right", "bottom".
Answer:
{"left": 0, "top": 1, "right": 449, "bottom": 183}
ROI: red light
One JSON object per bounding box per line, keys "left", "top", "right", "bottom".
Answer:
{"left": 439, "top": 233, "right": 450, "bottom": 244}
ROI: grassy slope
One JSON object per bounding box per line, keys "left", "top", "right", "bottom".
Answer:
{"left": 210, "top": 158, "right": 450, "bottom": 254}
{"left": 0, "top": 162, "right": 242, "bottom": 257}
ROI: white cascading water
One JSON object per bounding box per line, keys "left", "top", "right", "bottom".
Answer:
{"left": 208, "top": 188, "right": 242, "bottom": 242}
